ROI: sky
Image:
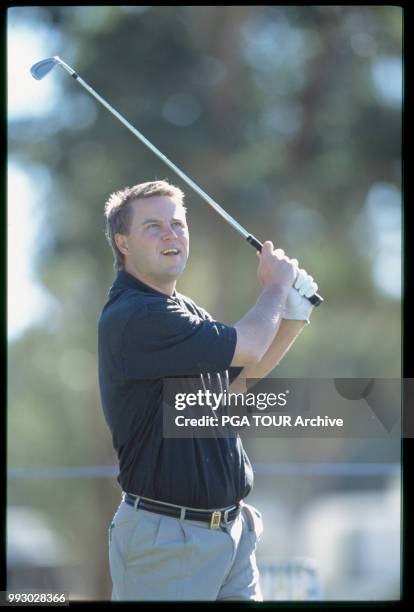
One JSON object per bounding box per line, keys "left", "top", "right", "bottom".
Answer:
{"left": 8, "top": 12, "right": 62, "bottom": 340}
{"left": 7, "top": 7, "right": 402, "bottom": 341}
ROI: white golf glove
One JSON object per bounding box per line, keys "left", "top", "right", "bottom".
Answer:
{"left": 283, "top": 268, "right": 318, "bottom": 323}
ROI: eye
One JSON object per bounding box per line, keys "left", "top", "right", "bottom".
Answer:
{"left": 172, "top": 221, "right": 184, "bottom": 227}
{"left": 146, "top": 223, "right": 160, "bottom": 229}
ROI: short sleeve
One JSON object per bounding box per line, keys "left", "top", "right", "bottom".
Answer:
{"left": 228, "top": 366, "right": 243, "bottom": 384}
{"left": 121, "top": 298, "right": 237, "bottom": 379}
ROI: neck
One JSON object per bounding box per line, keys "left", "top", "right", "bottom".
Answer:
{"left": 123, "top": 264, "right": 176, "bottom": 296}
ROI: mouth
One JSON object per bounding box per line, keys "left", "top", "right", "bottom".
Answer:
{"left": 161, "top": 248, "right": 181, "bottom": 257}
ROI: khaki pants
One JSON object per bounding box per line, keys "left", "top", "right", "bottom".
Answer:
{"left": 108, "top": 499, "right": 263, "bottom": 601}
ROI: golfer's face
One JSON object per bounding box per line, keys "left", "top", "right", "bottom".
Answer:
{"left": 126, "top": 196, "right": 189, "bottom": 283}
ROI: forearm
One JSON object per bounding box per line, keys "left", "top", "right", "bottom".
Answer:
{"left": 230, "top": 244, "right": 317, "bottom": 385}
{"left": 230, "top": 319, "right": 307, "bottom": 392}
{"left": 232, "top": 285, "right": 289, "bottom": 364}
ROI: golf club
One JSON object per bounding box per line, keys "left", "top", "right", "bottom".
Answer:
{"left": 31, "top": 55, "right": 323, "bottom": 306}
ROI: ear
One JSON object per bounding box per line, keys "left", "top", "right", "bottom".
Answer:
{"left": 115, "top": 233, "right": 129, "bottom": 255}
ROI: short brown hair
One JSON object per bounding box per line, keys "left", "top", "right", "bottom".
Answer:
{"left": 104, "top": 180, "right": 186, "bottom": 270}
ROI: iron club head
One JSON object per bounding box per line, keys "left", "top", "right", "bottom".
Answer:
{"left": 30, "top": 56, "right": 61, "bottom": 80}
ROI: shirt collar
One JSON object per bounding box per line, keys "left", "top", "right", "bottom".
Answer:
{"left": 110, "top": 270, "right": 177, "bottom": 298}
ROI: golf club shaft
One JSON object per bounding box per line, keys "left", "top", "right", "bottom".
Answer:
{"left": 56, "top": 58, "right": 251, "bottom": 238}
{"left": 47, "top": 56, "right": 324, "bottom": 306}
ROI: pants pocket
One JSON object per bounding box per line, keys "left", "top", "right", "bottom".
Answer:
{"left": 242, "top": 503, "right": 264, "bottom": 544}
{"left": 108, "top": 522, "right": 115, "bottom": 547}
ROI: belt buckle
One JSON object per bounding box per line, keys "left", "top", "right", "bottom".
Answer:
{"left": 210, "top": 511, "right": 221, "bottom": 529}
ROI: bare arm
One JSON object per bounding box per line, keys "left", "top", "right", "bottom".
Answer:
{"left": 230, "top": 242, "right": 297, "bottom": 366}
{"left": 231, "top": 285, "right": 288, "bottom": 365}
{"left": 230, "top": 319, "right": 307, "bottom": 392}
{"left": 229, "top": 241, "right": 317, "bottom": 388}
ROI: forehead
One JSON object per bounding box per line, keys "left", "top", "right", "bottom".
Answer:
{"left": 130, "top": 195, "right": 186, "bottom": 224}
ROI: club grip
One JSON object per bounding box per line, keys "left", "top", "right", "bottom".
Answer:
{"left": 246, "top": 234, "right": 324, "bottom": 307}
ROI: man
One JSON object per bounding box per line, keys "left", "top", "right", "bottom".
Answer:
{"left": 98, "top": 180, "right": 317, "bottom": 601}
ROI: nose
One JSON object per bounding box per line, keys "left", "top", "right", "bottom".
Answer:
{"left": 162, "top": 225, "right": 179, "bottom": 240}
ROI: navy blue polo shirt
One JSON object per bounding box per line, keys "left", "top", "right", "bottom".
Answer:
{"left": 98, "top": 270, "right": 253, "bottom": 509}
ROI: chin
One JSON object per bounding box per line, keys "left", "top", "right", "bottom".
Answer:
{"left": 167, "top": 259, "right": 187, "bottom": 275}
{"left": 167, "top": 265, "right": 185, "bottom": 278}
